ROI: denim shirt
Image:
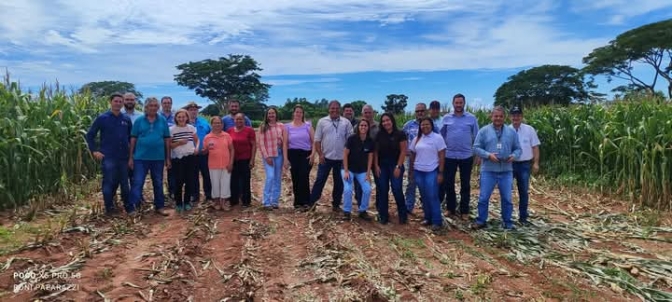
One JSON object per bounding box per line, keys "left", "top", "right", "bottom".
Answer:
{"left": 473, "top": 124, "right": 522, "bottom": 172}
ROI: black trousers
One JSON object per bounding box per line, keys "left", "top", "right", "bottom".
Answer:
{"left": 288, "top": 149, "right": 311, "bottom": 207}
{"left": 441, "top": 157, "right": 474, "bottom": 215}
{"left": 172, "top": 155, "right": 197, "bottom": 207}
{"left": 230, "top": 159, "right": 252, "bottom": 206}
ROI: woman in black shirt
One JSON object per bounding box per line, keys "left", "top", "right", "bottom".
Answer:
{"left": 341, "top": 119, "right": 375, "bottom": 220}
{"left": 373, "top": 113, "right": 408, "bottom": 224}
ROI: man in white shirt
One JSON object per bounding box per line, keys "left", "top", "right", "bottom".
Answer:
{"left": 509, "top": 106, "right": 540, "bottom": 225}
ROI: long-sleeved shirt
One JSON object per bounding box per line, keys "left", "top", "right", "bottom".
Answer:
{"left": 473, "top": 123, "right": 522, "bottom": 172}
{"left": 314, "top": 116, "right": 354, "bottom": 160}
{"left": 257, "top": 123, "right": 285, "bottom": 158}
{"left": 440, "top": 112, "right": 479, "bottom": 159}
{"left": 86, "top": 110, "right": 132, "bottom": 160}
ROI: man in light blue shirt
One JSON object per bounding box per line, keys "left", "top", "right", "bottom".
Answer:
{"left": 222, "top": 99, "right": 252, "bottom": 131}
{"left": 439, "top": 94, "right": 480, "bottom": 220}
{"left": 122, "top": 93, "right": 142, "bottom": 124}
{"left": 185, "top": 101, "right": 213, "bottom": 202}
{"left": 160, "top": 96, "right": 176, "bottom": 200}
{"left": 472, "top": 106, "right": 521, "bottom": 230}
{"left": 402, "top": 103, "right": 438, "bottom": 214}
{"left": 122, "top": 92, "right": 143, "bottom": 202}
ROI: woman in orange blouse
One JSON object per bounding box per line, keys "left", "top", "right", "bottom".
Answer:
{"left": 257, "top": 107, "right": 286, "bottom": 210}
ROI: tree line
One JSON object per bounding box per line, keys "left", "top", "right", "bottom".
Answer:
{"left": 78, "top": 18, "right": 671, "bottom": 118}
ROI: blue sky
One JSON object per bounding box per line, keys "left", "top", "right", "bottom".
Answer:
{"left": 1, "top": 1, "right": 671, "bottom": 112}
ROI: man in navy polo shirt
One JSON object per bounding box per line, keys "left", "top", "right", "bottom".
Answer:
{"left": 86, "top": 93, "right": 133, "bottom": 216}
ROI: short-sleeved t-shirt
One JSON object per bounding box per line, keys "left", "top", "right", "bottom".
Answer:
{"left": 375, "top": 129, "right": 407, "bottom": 163}
{"left": 345, "top": 134, "right": 375, "bottom": 174}
{"left": 203, "top": 132, "right": 233, "bottom": 169}
{"left": 131, "top": 115, "right": 170, "bottom": 161}
{"left": 170, "top": 124, "right": 196, "bottom": 159}
{"left": 409, "top": 132, "right": 446, "bottom": 172}
{"left": 227, "top": 126, "right": 256, "bottom": 160}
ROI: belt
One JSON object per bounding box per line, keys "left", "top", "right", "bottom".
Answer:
{"left": 514, "top": 160, "right": 532, "bottom": 164}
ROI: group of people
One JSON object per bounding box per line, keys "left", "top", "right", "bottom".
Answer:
{"left": 86, "top": 92, "right": 540, "bottom": 231}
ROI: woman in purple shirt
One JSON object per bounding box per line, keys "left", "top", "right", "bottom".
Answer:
{"left": 282, "top": 105, "right": 314, "bottom": 210}
{"left": 409, "top": 117, "right": 446, "bottom": 232}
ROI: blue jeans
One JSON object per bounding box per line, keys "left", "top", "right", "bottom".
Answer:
{"left": 513, "top": 161, "right": 531, "bottom": 222}
{"left": 193, "top": 154, "right": 212, "bottom": 201}
{"left": 310, "top": 158, "right": 343, "bottom": 208}
{"left": 262, "top": 151, "right": 283, "bottom": 207}
{"left": 476, "top": 171, "right": 514, "bottom": 228}
{"left": 101, "top": 158, "right": 130, "bottom": 212}
{"left": 414, "top": 169, "right": 443, "bottom": 226}
{"left": 341, "top": 170, "right": 371, "bottom": 213}
{"left": 376, "top": 160, "right": 407, "bottom": 223}
{"left": 130, "top": 160, "right": 165, "bottom": 212}
{"left": 404, "top": 157, "right": 419, "bottom": 212}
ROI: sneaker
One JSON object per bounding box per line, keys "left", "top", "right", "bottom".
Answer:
{"left": 358, "top": 212, "right": 373, "bottom": 221}
{"left": 460, "top": 214, "right": 470, "bottom": 221}
{"left": 105, "top": 208, "right": 121, "bottom": 217}
{"left": 155, "top": 208, "right": 169, "bottom": 216}
{"left": 470, "top": 222, "right": 486, "bottom": 230}
{"left": 272, "top": 205, "right": 279, "bottom": 210}
{"left": 175, "top": 205, "right": 184, "bottom": 213}
{"left": 184, "top": 204, "right": 192, "bottom": 211}
{"left": 332, "top": 206, "right": 340, "bottom": 213}
{"left": 342, "top": 212, "right": 351, "bottom": 220}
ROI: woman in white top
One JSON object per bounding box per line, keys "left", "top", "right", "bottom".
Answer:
{"left": 170, "top": 109, "right": 199, "bottom": 212}
{"left": 409, "top": 117, "right": 446, "bottom": 231}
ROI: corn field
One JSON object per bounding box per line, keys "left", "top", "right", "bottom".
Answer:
{"left": 395, "top": 100, "right": 672, "bottom": 210}
{"left": 1, "top": 75, "right": 671, "bottom": 211}
{"left": 0, "top": 78, "right": 107, "bottom": 209}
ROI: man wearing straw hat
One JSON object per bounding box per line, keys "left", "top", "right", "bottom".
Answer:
{"left": 184, "top": 101, "right": 213, "bottom": 203}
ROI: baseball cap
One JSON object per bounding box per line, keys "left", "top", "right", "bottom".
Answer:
{"left": 510, "top": 106, "right": 523, "bottom": 114}
{"left": 429, "top": 100, "right": 440, "bottom": 110}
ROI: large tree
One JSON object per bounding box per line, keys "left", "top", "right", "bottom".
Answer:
{"left": 381, "top": 94, "right": 408, "bottom": 114}
{"left": 582, "top": 19, "right": 672, "bottom": 98}
{"left": 174, "top": 54, "right": 272, "bottom": 109}
{"left": 494, "top": 65, "right": 594, "bottom": 107}
{"left": 79, "top": 81, "right": 143, "bottom": 102}
{"left": 348, "top": 100, "right": 367, "bottom": 115}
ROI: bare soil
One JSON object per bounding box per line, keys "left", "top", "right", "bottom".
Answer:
{"left": 0, "top": 155, "right": 670, "bottom": 301}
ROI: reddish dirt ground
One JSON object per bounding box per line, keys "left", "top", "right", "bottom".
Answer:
{"left": 0, "top": 154, "right": 670, "bottom": 301}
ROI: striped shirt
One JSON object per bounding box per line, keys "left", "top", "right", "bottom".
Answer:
{"left": 170, "top": 125, "right": 196, "bottom": 159}
{"left": 257, "top": 123, "right": 285, "bottom": 158}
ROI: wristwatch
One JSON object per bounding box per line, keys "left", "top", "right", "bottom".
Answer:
{"left": 395, "top": 165, "right": 400, "bottom": 169}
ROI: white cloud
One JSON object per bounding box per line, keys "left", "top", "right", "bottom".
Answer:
{"left": 571, "top": 0, "right": 672, "bottom": 18}
{"left": 1, "top": 0, "right": 669, "bottom": 86}
{"left": 266, "top": 77, "right": 341, "bottom": 86}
